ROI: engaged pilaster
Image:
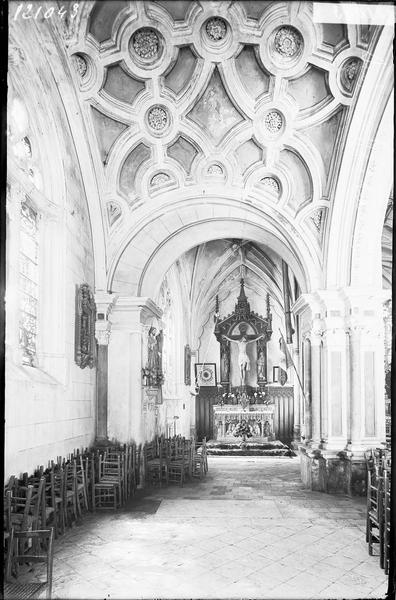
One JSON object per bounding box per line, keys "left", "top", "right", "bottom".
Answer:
{"left": 94, "top": 291, "right": 116, "bottom": 445}
{"left": 108, "top": 296, "right": 162, "bottom": 444}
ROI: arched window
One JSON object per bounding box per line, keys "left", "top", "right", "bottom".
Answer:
{"left": 19, "top": 198, "right": 39, "bottom": 365}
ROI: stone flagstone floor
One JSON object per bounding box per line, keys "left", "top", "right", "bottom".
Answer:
{"left": 50, "top": 456, "right": 388, "bottom": 599}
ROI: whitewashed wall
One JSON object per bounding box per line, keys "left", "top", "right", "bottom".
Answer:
{"left": 5, "top": 86, "right": 96, "bottom": 480}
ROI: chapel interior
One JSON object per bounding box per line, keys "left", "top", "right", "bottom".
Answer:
{"left": 4, "top": 1, "right": 394, "bottom": 599}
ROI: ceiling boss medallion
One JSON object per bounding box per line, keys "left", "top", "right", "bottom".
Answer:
{"left": 272, "top": 26, "right": 303, "bottom": 65}
{"left": 130, "top": 28, "right": 163, "bottom": 65}
{"left": 264, "top": 110, "right": 283, "bottom": 134}
{"left": 147, "top": 105, "right": 169, "bottom": 134}
{"left": 261, "top": 177, "right": 280, "bottom": 194}
{"left": 72, "top": 54, "right": 87, "bottom": 78}
{"left": 205, "top": 18, "right": 227, "bottom": 41}
{"left": 150, "top": 172, "right": 170, "bottom": 186}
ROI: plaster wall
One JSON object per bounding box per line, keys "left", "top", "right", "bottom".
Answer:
{"left": 5, "top": 85, "right": 96, "bottom": 480}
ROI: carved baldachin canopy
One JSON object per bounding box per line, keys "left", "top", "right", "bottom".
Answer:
{"left": 214, "top": 279, "right": 272, "bottom": 342}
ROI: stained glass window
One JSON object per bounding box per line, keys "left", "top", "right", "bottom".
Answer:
{"left": 19, "top": 200, "right": 39, "bottom": 365}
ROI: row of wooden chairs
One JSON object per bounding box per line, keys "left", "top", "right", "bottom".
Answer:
{"left": 3, "top": 443, "right": 141, "bottom": 598}
{"left": 91, "top": 443, "right": 140, "bottom": 509}
{"left": 365, "top": 448, "right": 391, "bottom": 575}
{"left": 143, "top": 435, "right": 208, "bottom": 487}
{"left": 3, "top": 437, "right": 206, "bottom": 598}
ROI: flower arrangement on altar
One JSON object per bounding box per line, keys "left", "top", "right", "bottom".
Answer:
{"left": 233, "top": 420, "right": 253, "bottom": 441}
{"left": 219, "top": 391, "right": 236, "bottom": 405}
{"left": 253, "top": 390, "right": 273, "bottom": 405}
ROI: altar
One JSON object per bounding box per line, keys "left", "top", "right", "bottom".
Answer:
{"left": 213, "top": 404, "right": 275, "bottom": 442}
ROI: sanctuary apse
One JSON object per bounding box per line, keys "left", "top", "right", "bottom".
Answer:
{"left": 5, "top": 0, "right": 393, "bottom": 499}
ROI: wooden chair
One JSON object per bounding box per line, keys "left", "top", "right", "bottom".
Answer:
{"left": 4, "top": 528, "right": 54, "bottom": 599}
{"left": 366, "top": 465, "right": 384, "bottom": 565}
{"left": 74, "top": 457, "right": 89, "bottom": 515}
{"left": 144, "top": 441, "right": 168, "bottom": 487}
{"left": 383, "top": 469, "right": 391, "bottom": 575}
{"left": 168, "top": 438, "right": 191, "bottom": 487}
{"left": 8, "top": 485, "right": 35, "bottom": 532}
{"left": 191, "top": 438, "right": 206, "bottom": 480}
{"left": 92, "top": 454, "right": 123, "bottom": 510}
{"left": 44, "top": 467, "right": 65, "bottom": 538}
{"left": 63, "top": 462, "right": 79, "bottom": 527}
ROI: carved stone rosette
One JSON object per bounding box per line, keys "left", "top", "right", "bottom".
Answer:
{"left": 261, "top": 177, "right": 280, "bottom": 194}
{"left": 273, "top": 26, "right": 303, "bottom": 61}
{"left": 205, "top": 18, "right": 227, "bottom": 41}
{"left": 75, "top": 283, "right": 96, "bottom": 368}
{"left": 264, "top": 110, "right": 283, "bottom": 134}
{"left": 150, "top": 172, "right": 170, "bottom": 186}
{"left": 131, "top": 28, "right": 162, "bottom": 62}
{"left": 207, "top": 163, "right": 224, "bottom": 176}
{"left": 72, "top": 54, "right": 87, "bottom": 77}
{"left": 146, "top": 105, "right": 169, "bottom": 134}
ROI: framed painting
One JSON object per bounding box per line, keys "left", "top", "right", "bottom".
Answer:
{"left": 195, "top": 363, "right": 217, "bottom": 387}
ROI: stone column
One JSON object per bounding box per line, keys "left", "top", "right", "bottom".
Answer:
{"left": 303, "top": 337, "right": 312, "bottom": 441}
{"left": 94, "top": 292, "right": 116, "bottom": 445}
{"left": 345, "top": 290, "right": 387, "bottom": 453}
{"left": 108, "top": 297, "right": 162, "bottom": 444}
{"left": 292, "top": 345, "right": 301, "bottom": 442}
{"left": 310, "top": 319, "right": 323, "bottom": 447}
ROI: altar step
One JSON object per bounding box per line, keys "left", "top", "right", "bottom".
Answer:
{"left": 206, "top": 439, "right": 295, "bottom": 457}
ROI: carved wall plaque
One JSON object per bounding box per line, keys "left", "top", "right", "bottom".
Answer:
{"left": 184, "top": 344, "right": 191, "bottom": 386}
{"left": 75, "top": 283, "right": 96, "bottom": 369}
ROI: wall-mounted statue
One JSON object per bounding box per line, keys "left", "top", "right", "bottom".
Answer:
{"left": 257, "top": 348, "right": 266, "bottom": 381}
{"left": 75, "top": 283, "right": 96, "bottom": 369}
{"left": 144, "top": 326, "right": 164, "bottom": 387}
{"left": 220, "top": 339, "right": 230, "bottom": 381}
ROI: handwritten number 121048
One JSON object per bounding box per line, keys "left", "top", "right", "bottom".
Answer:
{"left": 13, "top": 4, "right": 80, "bottom": 20}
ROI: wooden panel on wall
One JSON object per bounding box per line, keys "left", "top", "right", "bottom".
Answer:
{"left": 195, "top": 388, "right": 218, "bottom": 441}
{"left": 273, "top": 392, "right": 294, "bottom": 445}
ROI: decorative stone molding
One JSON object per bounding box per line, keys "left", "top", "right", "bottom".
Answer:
{"left": 147, "top": 105, "right": 169, "bottom": 133}
{"left": 132, "top": 28, "right": 160, "bottom": 60}
{"left": 261, "top": 177, "right": 279, "bottom": 194}
{"left": 273, "top": 26, "right": 303, "bottom": 59}
{"left": 150, "top": 172, "right": 171, "bottom": 186}
{"left": 72, "top": 54, "right": 87, "bottom": 77}
{"left": 340, "top": 57, "right": 362, "bottom": 94}
{"left": 264, "top": 110, "right": 283, "bottom": 134}
{"left": 205, "top": 18, "right": 227, "bottom": 41}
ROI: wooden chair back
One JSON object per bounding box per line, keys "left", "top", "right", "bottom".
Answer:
{"left": 5, "top": 527, "right": 54, "bottom": 599}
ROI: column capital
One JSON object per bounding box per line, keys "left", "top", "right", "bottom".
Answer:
{"left": 95, "top": 322, "right": 111, "bottom": 346}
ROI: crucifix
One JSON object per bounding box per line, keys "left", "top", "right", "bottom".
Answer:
{"left": 222, "top": 331, "right": 264, "bottom": 386}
